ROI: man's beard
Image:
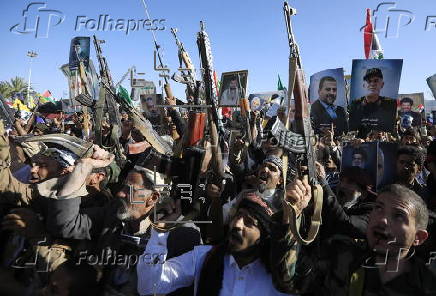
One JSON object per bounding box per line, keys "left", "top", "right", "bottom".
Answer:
{"left": 227, "top": 228, "right": 261, "bottom": 257}
{"left": 258, "top": 183, "right": 267, "bottom": 193}
{"left": 324, "top": 95, "right": 336, "bottom": 105}
{"left": 116, "top": 199, "right": 136, "bottom": 221}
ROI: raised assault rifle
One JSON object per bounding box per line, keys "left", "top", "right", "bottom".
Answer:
{"left": 93, "top": 35, "right": 172, "bottom": 156}
{"left": 283, "top": 1, "right": 323, "bottom": 245}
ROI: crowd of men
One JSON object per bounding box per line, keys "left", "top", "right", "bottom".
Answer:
{"left": 0, "top": 90, "right": 435, "bottom": 296}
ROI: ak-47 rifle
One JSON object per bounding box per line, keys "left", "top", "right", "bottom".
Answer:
{"left": 197, "top": 21, "right": 226, "bottom": 184}
{"left": 92, "top": 35, "right": 125, "bottom": 164}
{"left": 169, "top": 27, "right": 206, "bottom": 150}
{"left": 283, "top": 1, "right": 323, "bottom": 245}
{"left": 93, "top": 35, "right": 172, "bottom": 157}
{"left": 170, "top": 28, "right": 199, "bottom": 100}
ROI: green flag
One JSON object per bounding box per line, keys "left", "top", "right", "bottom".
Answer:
{"left": 278, "top": 74, "right": 285, "bottom": 91}
{"left": 117, "top": 86, "right": 132, "bottom": 106}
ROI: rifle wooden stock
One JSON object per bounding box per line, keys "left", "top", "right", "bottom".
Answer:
{"left": 208, "top": 111, "right": 225, "bottom": 180}
{"left": 181, "top": 52, "right": 195, "bottom": 72}
{"left": 293, "top": 68, "right": 309, "bottom": 133}
{"left": 164, "top": 83, "right": 174, "bottom": 102}
{"left": 239, "top": 98, "right": 250, "bottom": 116}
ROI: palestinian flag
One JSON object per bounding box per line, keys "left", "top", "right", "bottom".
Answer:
{"left": 40, "top": 90, "right": 56, "bottom": 104}
{"left": 370, "top": 32, "right": 384, "bottom": 59}
{"left": 364, "top": 9, "right": 384, "bottom": 59}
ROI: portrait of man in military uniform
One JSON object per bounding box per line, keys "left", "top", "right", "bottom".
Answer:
{"left": 349, "top": 67, "right": 398, "bottom": 136}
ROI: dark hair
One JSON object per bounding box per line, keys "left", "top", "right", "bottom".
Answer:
{"left": 352, "top": 147, "right": 367, "bottom": 161}
{"left": 197, "top": 200, "right": 273, "bottom": 296}
{"left": 57, "top": 260, "right": 101, "bottom": 296}
{"left": 378, "top": 184, "right": 429, "bottom": 229}
{"left": 340, "top": 166, "right": 371, "bottom": 191}
{"left": 319, "top": 76, "right": 336, "bottom": 91}
{"left": 129, "top": 168, "right": 155, "bottom": 190}
{"left": 363, "top": 68, "right": 383, "bottom": 81}
{"left": 400, "top": 97, "right": 414, "bottom": 106}
{"left": 397, "top": 145, "right": 425, "bottom": 166}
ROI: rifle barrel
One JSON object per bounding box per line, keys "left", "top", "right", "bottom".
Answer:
{"left": 140, "top": 0, "right": 170, "bottom": 85}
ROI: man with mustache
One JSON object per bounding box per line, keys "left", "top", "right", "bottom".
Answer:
{"left": 137, "top": 193, "right": 302, "bottom": 295}
{"left": 399, "top": 97, "right": 422, "bottom": 127}
{"left": 220, "top": 76, "right": 243, "bottom": 106}
{"left": 349, "top": 68, "right": 397, "bottom": 137}
{"left": 310, "top": 76, "right": 347, "bottom": 136}
{"left": 207, "top": 155, "right": 285, "bottom": 230}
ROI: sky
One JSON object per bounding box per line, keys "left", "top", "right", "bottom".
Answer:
{"left": 0, "top": 0, "right": 435, "bottom": 101}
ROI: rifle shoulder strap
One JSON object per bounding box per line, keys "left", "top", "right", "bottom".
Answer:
{"left": 287, "top": 184, "right": 322, "bottom": 245}
{"left": 282, "top": 57, "right": 322, "bottom": 245}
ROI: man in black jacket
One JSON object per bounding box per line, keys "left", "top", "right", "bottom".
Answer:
{"left": 310, "top": 76, "right": 348, "bottom": 137}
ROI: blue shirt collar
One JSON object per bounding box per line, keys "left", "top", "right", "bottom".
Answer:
{"left": 319, "top": 99, "right": 337, "bottom": 111}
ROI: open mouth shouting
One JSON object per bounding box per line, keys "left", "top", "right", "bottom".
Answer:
{"left": 258, "top": 173, "right": 269, "bottom": 184}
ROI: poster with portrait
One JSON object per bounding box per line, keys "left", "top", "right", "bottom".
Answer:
{"left": 341, "top": 142, "right": 378, "bottom": 188}
{"left": 398, "top": 93, "right": 425, "bottom": 127}
{"left": 140, "top": 93, "right": 163, "bottom": 114}
{"left": 376, "top": 142, "right": 398, "bottom": 190}
{"left": 69, "top": 37, "right": 90, "bottom": 70}
{"left": 248, "top": 94, "right": 267, "bottom": 112}
{"left": 309, "top": 68, "right": 347, "bottom": 136}
{"left": 219, "top": 70, "right": 248, "bottom": 107}
{"left": 248, "top": 90, "right": 285, "bottom": 116}
{"left": 349, "top": 59, "right": 403, "bottom": 135}
{"left": 309, "top": 68, "right": 346, "bottom": 107}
